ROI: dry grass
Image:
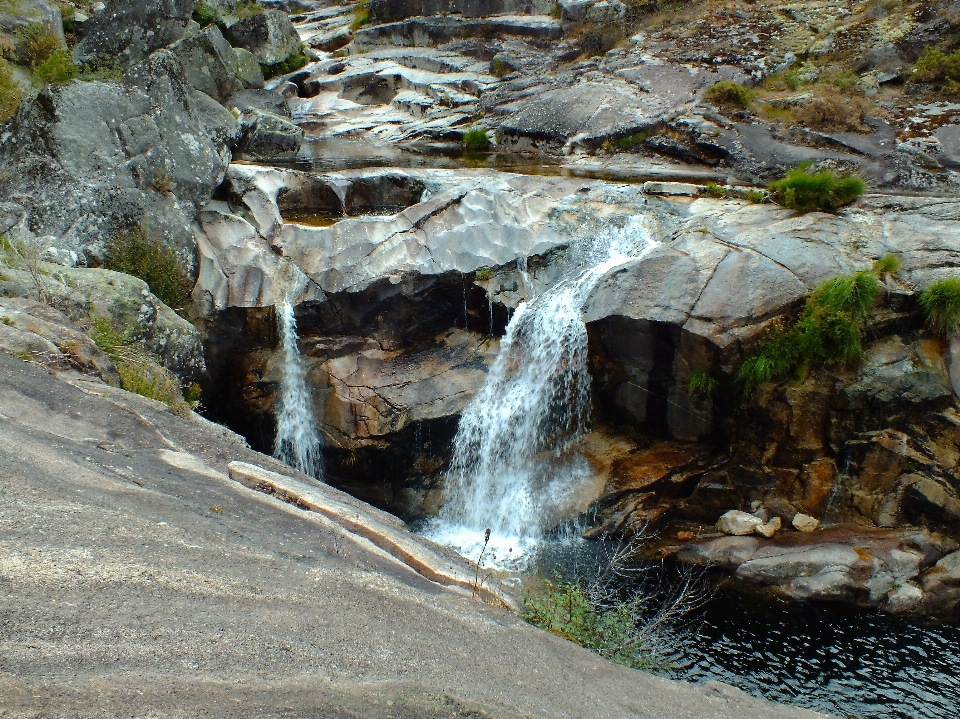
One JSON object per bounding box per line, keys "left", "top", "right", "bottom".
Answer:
{"left": 792, "top": 86, "right": 874, "bottom": 133}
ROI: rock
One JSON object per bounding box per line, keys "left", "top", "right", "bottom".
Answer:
{"left": 792, "top": 513, "right": 820, "bottom": 532}
{"left": 643, "top": 181, "right": 702, "bottom": 196}
{"left": 677, "top": 530, "right": 695, "bottom": 540}
{"left": 756, "top": 516, "right": 782, "bottom": 538}
{"left": 226, "top": 88, "right": 291, "bottom": 117}
{"left": 717, "top": 509, "right": 763, "bottom": 536}
{"left": 0, "top": 50, "right": 240, "bottom": 265}
{"left": 0, "top": 0, "right": 65, "bottom": 45}
{"left": 236, "top": 108, "right": 304, "bottom": 159}
{"left": 168, "top": 24, "right": 242, "bottom": 102}
{"left": 885, "top": 582, "right": 923, "bottom": 614}
{"left": 920, "top": 550, "right": 960, "bottom": 620}
{"left": 353, "top": 14, "right": 562, "bottom": 49}
{"left": 902, "top": 477, "right": 960, "bottom": 527}
{"left": 369, "top": 0, "right": 556, "bottom": 23}
{"left": 234, "top": 47, "right": 266, "bottom": 90}
{"left": 72, "top": 0, "right": 195, "bottom": 66}
{"left": 225, "top": 9, "right": 302, "bottom": 66}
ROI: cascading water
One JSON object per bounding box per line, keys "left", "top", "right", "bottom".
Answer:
{"left": 273, "top": 301, "right": 323, "bottom": 479}
{"left": 429, "top": 216, "right": 657, "bottom": 563}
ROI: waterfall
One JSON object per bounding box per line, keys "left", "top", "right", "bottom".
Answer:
{"left": 430, "top": 217, "right": 656, "bottom": 562}
{"left": 273, "top": 301, "right": 323, "bottom": 480}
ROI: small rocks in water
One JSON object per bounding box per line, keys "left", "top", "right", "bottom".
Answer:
{"left": 793, "top": 513, "right": 820, "bottom": 532}
{"left": 677, "top": 530, "right": 695, "bottom": 541}
{"left": 755, "top": 516, "right": 782, "bottom": 538}
{"left": 716, "top": 510, "right": 763, "bottom": 536}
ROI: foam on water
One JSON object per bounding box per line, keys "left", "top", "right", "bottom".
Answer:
{"left": 273, "top": 301, "right": 323, "bottom": 479}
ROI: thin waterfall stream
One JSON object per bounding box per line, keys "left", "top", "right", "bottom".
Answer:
{"left": 428, "top": 216, "right": 657, "bottom": 563}
{"left": 273, "top": 301, "right": 323, "bottom": 480}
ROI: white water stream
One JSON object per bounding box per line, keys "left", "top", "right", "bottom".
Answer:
{"left": 428, "top": 217, "right": 656, "bottom": 564}
{"left": 273, "top": 301, "right": 323, "bottom": 479}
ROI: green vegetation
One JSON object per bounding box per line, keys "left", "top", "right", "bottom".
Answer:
{"left": 685, "top": 370, "right": 718, "bottom": 396}
{"left": 616, "top": 128, "right": 656, "bottom": 150}
{"left": 350, "top": 0, "right": 369, "bottom": 32}
{"left": 704, "top": 183, "right": 727, "bottom": 198}
{"left": 920, "top": 279, "right": 960, "bottom": 335}
{"left": 522, "top": 577, "right": 671, "bottom": 673}
{"left": 911, "top": 46, "right": 960, "bottom": 94}
{"left": 738, "top": 270, "right": 882, "bottom": 392}
{"left": 872, "top": 253, "right": 901, "bottom": 275}
{"left": 261, "top": 52, "right": 309, "bottom": 78}
{"left": 705, "top": 80, "right": 753, "bottom": 109}
{"left": 15, "top": 24, "right": 61, "bottom": 71}
{"left": 0, "top": 58, "right": 23, "bottom": 122}
{"left": 768, "top": 163, "right": 864, "bottom": 212}
{"left": 490, "top": 57, "right": 511, "bottom": 78}
{"left": 0, "top": 232, "right": 46, "bottom": 302}
{"left": 475, "top": 266, "right": 493, "bottom": 280}
{"left": 33, "top": 49, "right": 77, "bottom": 84}
{"left": 193, "top": 1, "right": 221, "bottom": 28}
{"left": 746, "top": 190, "right": 766, "bottom": 203}
{"left": 234, "top": 1, "right": 265, "bottom": 20}
{"left": 462, "top": 127, "right": 491, "bottom": 150}
{"left": 102, "top": 226, "right": 194, "bottom": 315}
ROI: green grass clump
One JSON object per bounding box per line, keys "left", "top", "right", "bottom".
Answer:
{"left": 705, "top": 80, "right": 754, "bottom": 109}
{"left": 261, "top": 52, "right": 309, "bottom": 78}
{"left": 33, "top": 49, "right": 78, "bottom": 84}
{"left": 0, "top": 58, "right": 23, "bottom": 122}
{"left": 475, "top": 267, "right": 493, "bottom": 280}
{"left": 872, "top": 253, "right": 901, "bottom": 275}
{"left": 768, "top": 163, "right": 864, "bottom": 212}
{"left": 15, "top": 23, "right": 61, "bottom": 71}
{"left": 911, "top": 46, "right": 960, "bottom": 94}
{"left": 686, "top": 370, "right": 718, "bottom": 396}
{"left": 193, "top": 1, "right": 221, "bottom": 28}
{"left": 462, "top": 128, "right": 491, "bottom": 150}
{"left": 350, "top": 0, "right": 369, "bottom": 31}
{"left": 522, "top": 578, "right": 671, "bottom": 673}
{"left": 616, "top": 128, "right": 656, "bottom": 150}
{"left": 102, "top": 226, "right": 194, "bottom": 315}
{"left": 746, "top": 190, "right": 766, "bottom": 203}
{"left": 738, "top": 270, "right": 881, "bottom": 392}
{"left": 490, "top": 57, "right": 511, "bottom": 77}
{"left": 234, "top": 0, "right": 265, "bottom": 20}
{"left": 920, "top": 279, "right": 960, "bottom": 335}
{"left": 705, "top": 183, "right": 727, "bottom": 198}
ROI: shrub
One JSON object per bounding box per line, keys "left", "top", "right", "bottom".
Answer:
{"left": 616, "top": 128, "right": 656, "bottom": 150}
{"left": 746, "top": 190, "right": 766, "bottom": 203}
{"left": 193, "top": 1, "right": 221, "bottom": 28}
{"left": 911, "top": 46, "right": 960, "bottom": 94}
{"left": 768, "top": 164, "right": 864, "bottom": 211}
{"left": 350, "top": 0, "right": 369, "bottom": 32}
{"left": 15, "top": 23, "right": 61, "bottom": 71}
{"left": 102, "top": 226, "right": 194, "bottom": 314}
{"left": 705, "top": 80, "right": 753, "bottom": 109}
{"left": 0, "top": 58, "right": 23, "bottom": 122}
{"left": 261, "top": 52, "right": 308, "bottom": 78}
{"left": 792, "top": 86, "right": 871, "bottom": 133}
{"left": 919, "top": 279, "right": 960, "bottom": 335}
{"left": 462, "top": 128, "right": 491, "bottom": 150}
{"left": 738, "top": 270, "right": 881, "bottom": 392}
{"left": 685, "top": 370, "right": 718, "bottom": 396}
{"left": 475, "top": 266, "right": 492, "bottom": 280}
{"left": 704, "top": 183, "right": 727, "bottom": 198}
{"left": 33, "top": 49, "right": 78, "bottom": 84}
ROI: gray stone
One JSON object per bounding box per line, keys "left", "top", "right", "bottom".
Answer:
{"left": 885, "top": 582, "right": 923, "bottom": 614}
{"left": 226, "top": 88, "right": 291, "bottom": 117}
{"left": 237, "top": 108, "right": 304, "bottom": 159}
{"left": 0, "top": 0, "right": 65, "bottom": 45}
{"left": 234, "top": 47, "right": 266, "bottom": 89}
{"left": 72, "top": 0, "right": 195, "bottom": 66}
{"left": 168, "top": 24, "right": 241, "bottom": 101}
{"left": 225, "top": 9, "right": 302, "bottom": 66}
{"left": 716, "top": 509, "right": 763, "bottom": 536}
{"left": 792, "top": 513, "right": 820, "bottom": 532}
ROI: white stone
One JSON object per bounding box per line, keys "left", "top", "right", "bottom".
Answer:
{"left": 886, "top": 582, "right": 923, "bottom": 614}
{"left": 755, "top": 516, "right": 781, "bottom": 538}
{"left": 716, "top": 510, "right": 763, "bottom": 536}
{"left": 792, "top": 513, "right": 820, "bottom": 532}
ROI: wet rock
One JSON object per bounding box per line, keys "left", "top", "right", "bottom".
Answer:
{"left": 886, "top": 582, "right": 924, "bottom": 614}
{"left": 920, "top": 550, "right": 960, "bottom": 620}
{"left": 717, "top": 509, "right": 763, "bottom": 536}
{"left": 73, "top": 0, "right": 195, "bottom": 66}
{"left": 225, "top": 9, "right": 305, "bottom": 65}
{"left": 792, "top": 513, "right": 820, "bottom": 532}
{"left": 237, "top": 108, "right": 304, "bottom": 159}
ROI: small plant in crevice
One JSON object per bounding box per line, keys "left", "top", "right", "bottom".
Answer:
{"left": 746, "top": 190, "right": 766, "bottom": 203}
{"left": 350, "top": 0, "right": 369, "bottom": 32}
{"left": 33, "top": 49, "right": 78, "bottom": 85}
{"left": 472, "top": 527, "right": 491, "bottom": 599}
{"left": 768, "top": 163, "right": 864, "bottom": 212}
{"left": 705, "top": 80, "right": 754, "bottom": 109}
{"left": 192, "top": 1, "right": 221, "bottom": 28}
{"left": 1, "top": 233, "right": 47, "bottom": 302}
{"left": 704, "top": 183, "right": 727, "bottom": 198}
{"left": 462, "top": 127, "right": 491, "bottom": 151}
{"left": 737, "top": 269, "right": 882, "bottom": 392}
{"left": 910, "top": 45, "right": 960, "bottom": 95}
{"left": 616, "top": 128, "right": 657, "bottom": 150}
{"left": 234, "top": 0, "right": 265, "bottom": 20}
{"left": 14, "top": 23, "right": 61, "bottom": 71}
{"left": 490, "top": 57, "right": 511, "bottom": 77}
{"left": 475, "top": 266, "right": 493, "bottom": 281}
{"left": 261, "top": 52, "right": 309, "bottom": 79}
{"left": 920, "top": 278, "right": 960, "bottom": 335}
{"left": 685, "top": 370, "right": 718, "bottom": 396}
{"left": 101, "top": 225, "right": 194, "bottom": 315}
{"left": 872, "top": 253, "right": 901, "bottom": 276}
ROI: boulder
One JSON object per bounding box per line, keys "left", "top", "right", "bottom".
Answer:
{"left": 168, "top": 24, "right": 242, "bottom": 102}
{"left": 234, "top": 48, "right": 266, "bottom": 89}
{"left": 72, "top": 0, "right": 195, "bottom": 66}
{"left": 236, "top": 108, "right": 304, "bottom": 159}
{"left": 0, "top": 50, "right": 240, "bottom": 265}
{"left": 756, "top": 516, "right": 782, "bottom": 538}
{"left": 224, "top": 9, "right": 301, "bottom": 66}
{"left": 226, "top": 88, "right": 291, "bottom": 117}
{"left": 0, "top": 0, "right": 65, "bottom": 45}
{"left": 920, "top": 550, "right": 960, "bottom": 619}
{"left": 902, "top": 477, "right": 960, "bottom": 527}
{"left": 792, "top": 513, "right": 820, "bottom": 532}
{"left": 716, "top": 509, "right": 763, "bottom": 536}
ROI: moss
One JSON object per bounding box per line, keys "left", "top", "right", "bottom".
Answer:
{"left": 261, "top": 52, "right": 309, "bottom": 79}
{"left": 234, "top": 1, "right": 264, "bottom": 20}
{"left": 0, "top": 58, "right": 23, "bottom": 122}
{"left": 462, "top": 128, "right": 490, "bottom": 150}
{"left": 192, "top": 1, "right": 221, "bottom": 28}
{"left": 15, "top": 23, "right": 61, "bottom": 71}
{"left": 920, "top": 279, "right": 960, "bottom": 335}
{"left": 768, "top": 164, "right": 864, "bottom": 212}
{"left": 350, "top": 0, "right": 369, "bottom": 32}
{"left": 33, "top": 49, "right": 78, "bottom": 85}
{"left": 616, "top": 128, "right": 656, "bottom": 150}
{"left": 738, "top": 270, "right": 881, "bottom": 392}
{"left": 705, "top": 80, "right": 754, "bottom": 109}
{"left": 102, "top": 226, "right": 194, "bottom": 315}
{"left": 685, "top": 370, "right": 718, "bottom": 396}
{"left": 475, "top": 267, "right": 493, "bottom": 280}
{"left": 704, "top": 183, "right": 727, "bottom": 198}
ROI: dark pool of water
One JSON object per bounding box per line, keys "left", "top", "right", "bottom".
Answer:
{"left": 676, "top": 591, "right": 960, "bottom": 719}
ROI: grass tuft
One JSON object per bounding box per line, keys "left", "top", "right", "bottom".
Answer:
{"left": 911, "top": 46, "right": 960, "bottom": 95}
{"left": 705, "top": 80, "right": 753, "bottom": 109}
{"left": 0, "top": 58, "right": 23, "bottom": 122}
{"left": 475, "top": 266, "right": 493, "bottom": 281}
{"left": 234, "top": 1, "right": 265, "bottom": 20}
{"left": 616, "top": 128, "right": 656, "bottom": 150}
{"left": 102, "top": 226, "right": 194, "bottom": 315}
{"left": 15, "top": 23, "right": 61, "bottom": 71}
{"left": 704, "top": 183, "right": 727, "bottom": 198}
{"left": 768, "top": 163, "right": 864, "bottom": 212}
{"left": 350, "top": 0, "right": 369, "bottom": 32}
{"left": 685, "top": 370, "right": 718, "bottom": 396}
{"left": 33, "top": 49, "right": 78, "bottom": 84}
{"left": 261, "top": 53, "right": 309, "bottom": 79}
{"left": 872, "top": 254, "right": 901, "bottom": 275}
{"left": 919, "top": 279, "right": 960, "bottom": 335}
{"left": 462, "top": 127, "right": 491, "bottom": 150}
{"left": 193, "top": 1, "right": 221, "bottom": 28}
